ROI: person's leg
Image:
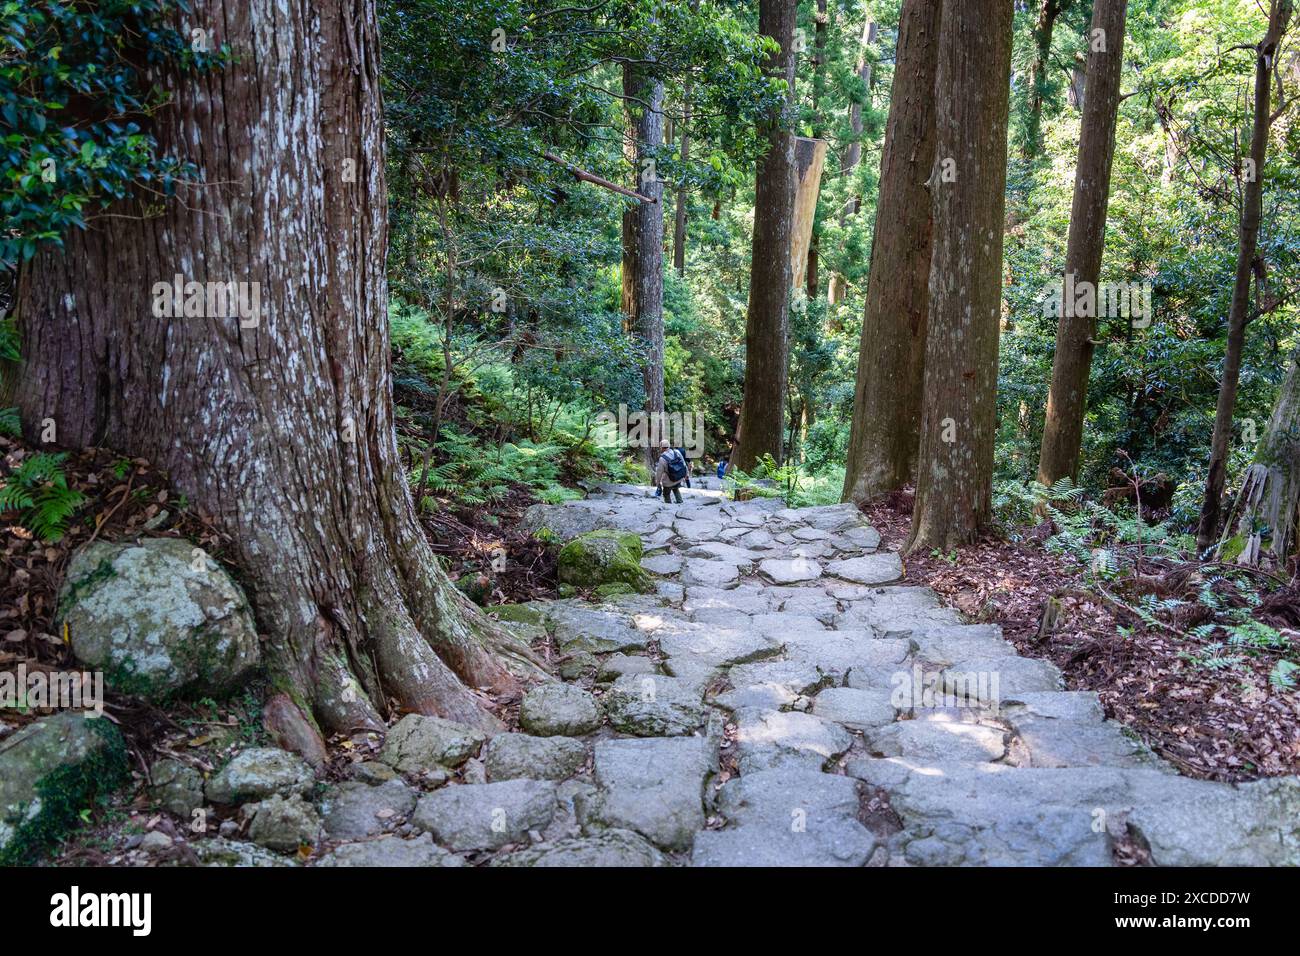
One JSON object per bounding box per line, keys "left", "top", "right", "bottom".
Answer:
{"left": 671, "top": 485, "right": 683, "bottom": 504}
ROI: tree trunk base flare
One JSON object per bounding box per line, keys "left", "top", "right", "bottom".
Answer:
{"left": 13, "top": 0, "right": 544, "bottom": 737}
{"left": 1218, "top": 348, "right": 1300, "bottom": 567}
{"left": 904, "top": 0, "right": 1013, "bottom": 556}
{"left": 842, "top": 0, "right": 942, "bottom": 505}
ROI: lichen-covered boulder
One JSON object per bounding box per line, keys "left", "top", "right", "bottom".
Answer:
{"left": 558, "top": 530, "right": 653, "bottom": 594}
{"left": 378, "top": 714, "right": 488, "bottom": 773}
{"left": 205, "top": 748, "right": 315, "bottom": 805}
{"left": 519, "top": 683, "right": 603, "bottom": 737}
{"left": 0, "top": 712, "right": 128, "bottom": 864}
{"left": 244, "top": 793, "right": 321, "bottom": 852}
{"left": 58, "top": 538, "right": 260, "bottom": 701}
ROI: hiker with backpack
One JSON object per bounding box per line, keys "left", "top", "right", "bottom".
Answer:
{"left": 654, "top": 439, "right": 688, "bottom": 504}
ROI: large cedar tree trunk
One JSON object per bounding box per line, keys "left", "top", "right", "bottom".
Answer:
{"left": 905, "top": 0, "right": 1013, "bottom": 554}
{"left": 733, "top": 0, "right": 798, "bottom": 472}
{"left": 842, "top": 0, "right": 943, "bottom": 504}
{"left": 1197, "top": 0, "right": 1292, "bottom": 551}
{"left": 14, "top": 0, "right": 537, "bottom": 734}
{"left": 622, "top": 64, "right": 667, "bottom": 470}
{"left": 1036, "top": 0, "right": 1129, "bottom": 487}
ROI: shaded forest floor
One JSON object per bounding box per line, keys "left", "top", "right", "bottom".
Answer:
{"left": 862, "top": 493, "right": 1300, "bottom": 782}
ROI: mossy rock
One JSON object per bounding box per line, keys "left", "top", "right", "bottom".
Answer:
{"left": 594, "top": 582, "right": 637, "bottom": 599}
{"left": 488, "top": 604, "right": 547, "bottom": 626}
{"left": 0, "top": 713, "right": 129, "bottom": 865}
{"left": 557, "top": 530, "right": 653, "bottom": 594}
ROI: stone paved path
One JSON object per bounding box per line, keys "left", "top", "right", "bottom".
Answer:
{"left": 495, "top": 482, "right": 1300, "bottom": 866}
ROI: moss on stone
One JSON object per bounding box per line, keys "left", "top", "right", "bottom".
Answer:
{"left": 0, "top": 716, "right": 129, "bottom": 866}
{"left": 557, "top": 530, "right": 653, "bottom": 594}
{"left": 487, "top": 604, "right": 547, "bottom": 626}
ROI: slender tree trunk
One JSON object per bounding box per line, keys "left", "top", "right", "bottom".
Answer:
{"left": 1024, "top": 0, "right": 1070, "bottom": 160}
{"left": 906, "top": 0, "right": 1013, "bottom": 554}
{"left": 842, "top": 0, "right": 943, "bottom": 504}
{"left": 840, "top": 19, "right": 878, "bottom": 223}
{"left": 733, "top": 0, "right": 798, "bottom": 472}
{"left": 1197, "top": 0, "right": 1293, "bottom": 551}
{"left": 1037, "top": 0, "right": 1129, "bottom": 487}
{"left": 1220, "top": 346, "right": 1300, "bottom": 566}
{"left": 673, "top": 0, "right": 700, "bottom": 276}
{"left": 14, "top": 0, "right": 540, "bottom": 736}
{"left": 622, "top": 63, "right": 666, "bottom": 470}
{"left": 806, "top": 0, "right": 829, "bottom": 298}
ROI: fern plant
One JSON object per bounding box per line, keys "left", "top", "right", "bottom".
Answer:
{"left": 0, "top": 452, "right": 86, "bottom": 541}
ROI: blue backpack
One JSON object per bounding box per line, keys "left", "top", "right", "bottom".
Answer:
{"left": 665, "top": 450, "right": 689, "bottom": 482}
{"left": 716, "top": 460, "right": 727, "bottom": 479}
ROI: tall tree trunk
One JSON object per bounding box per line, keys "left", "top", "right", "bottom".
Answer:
{"left": 906, "top": 0, "right": 1013, "bottom": 554}
{"left": 840, "top": 19, "right": 878, "bottom": 222}
{"left": 842, "top": 0, "right": 943, "bottom": 504}
{"left": 673, "top": 0, "right": 700, "bottom": 277}
{"left": 733, "top": 0, "right": 798, "bottom": 472}
{"left": 622, "top": 63, "right": 667, "bottom": 470}
{"left": 1197, "top": 0, "right": 1293, "bottom": 552}
{"left": 1037, "top": 0, "right": 1129, "bottom": 487}
{"left": 14, "top": 0, "right": 539, "bottom": 736}
{"left": 806, "top": 0, "right": 829, "bottom": 298}
{"left": 1220, "top": 346, "right": 1300, "bottom": 566}
{"left": 1023, "top": 0, "right": 1070, "bottom": 160}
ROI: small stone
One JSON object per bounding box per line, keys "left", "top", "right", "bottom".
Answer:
{"left": 412, "top": 779, "right": 557, "bottom": 851}
{"left": 492, "top": 828, "right": 667, "bottom": 867}
{"left": 205, "top": 748, "right": 314, "bottom": 805}
{"left": 350, "top": 761, "right": 398, "bottom": 784}
{"left": 246, "top": 794, "right": 321, "bottom": 852}
{"left": 519, "top": 683, "right": 603, "bottom": 737}
{"left": 378, "top": 714, "right": 488, "bottom": 773}
{"left": 140, "top": 831, "right": 175, "bottom": 854}
{"left": 150, "top": 758, "right": 205, "bottom": 819}
{"left": 758, "top": 557, "right": 824, "bottom": 584}
{"left": 319, "top": 779, "right": 416, "bottom": 840}
{"left": 604, "top": 674, "right": 706, "bottom": 737}
{"left": 484, "top": 734, "right": 587, "bottom": 782}
{"left": 313, "top": 833, "right": 466, "bottom": 867}
{"left": 811, "top": 687, "right": 899, "bottom": 729}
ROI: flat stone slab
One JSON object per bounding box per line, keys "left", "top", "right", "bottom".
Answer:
{"left": 825, "top": 554, "right": 903, "bottom": 585}
{"left": 781, "top": 631, "right": 911, "bottom": 678}
{"left": 604, "top": 674, "right": 707, "bottom": 737}
{"left": 641, "top": 554, "right": 684, "bottom": 575}
{"left": 811, "top": 687, "right": 899, "bottom": 730}
{"left": 734, "top": 709, "right": 853, "bottom": 774}
{"left": 519, "top": 684, "right": 603, "bottom": 737}
{"left": 319, "top": 779, "right": 417, "bottom": 840}
{"left": 714, "top": 660, "right": 829, "bottom": 711}
{"left": 866, "top": 719, "right": 1008, "bottom": 763}
{"left": 483, "top": 734, "right": 587, "bottom": 781}
{"left": 941, "top": 656, "right": 1063, "bottom": 697}
{"left": 691, "top": 818, "right": 876, "bottom": 867}
{"left": 412, "top": 779, "right": 557, "bottom": 851}
{"left": 492, "top": 828, "right": 667, "bottom": 867}
{"left": 656, "top": 623, "right": 780, "bottom": 668}
{"left": 749, "top": 613, "right": 828, "bottom": 636}
{"left": 680, "top": 559, "right": 742, "bottom": 589}
{"left": 596, "top": 654, "right": 659, "bottom": 682}
{"left": 583, "top": 737, "right": 712, "bottom": 851}
{"left": 686, "top": 542, "right": 762, "bottom": 565}
{"left": 545, "top": 603, "right": 649, "bottom": 654}
{"left": 1012, "top": 719, "right": 1164, "bottom": 771}
{"left": 778, "top": 504, "right": 866, "bottom": 532}
{"left": 758, "top": 558, "right": 823, "bottom": 584}
{"left": 313, "top": 833, "right": 465, "bottom": 867}
{"left": 683, "top": 586, "right": 773, "bottom": 615}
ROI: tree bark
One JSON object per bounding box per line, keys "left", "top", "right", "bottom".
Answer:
{"left": 733, "top": 0, "right": 799, "bottom": 472}
{"left": 14, "top": 0, "right": 539, "bottom": 736}
{"left": 1197, "top": 0, "right": 1293, "bottom": 552}
{"left": 1220, "top": 346, "right": 1300, "bottom": 566}
{"left": 842, "top": 0, "right": 943, "bottom": 504}
{"left": 806, "top": 0, "right": 829, "bottom": 298}
{"left": 840, "top": 19, "right": 878, "bottom": 223}
{"left": 1036, "top": 0, "right": 1129, "bottom": 487}
{"left": 906, "top": 0, "right": 1013, "bottom": 554}
{"left": 622, "top": 63, "right": 667, "bottom": 470}
{"left": 1023, "top": 0, "right": 1071, "bottom": 160}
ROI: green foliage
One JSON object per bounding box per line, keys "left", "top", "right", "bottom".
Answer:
{"left": 0, "top": 451, "right": 85, "bottom": 541}
{"left": 1, "top": 0, "right": 228, "bottom": 266}
{"left": 411, "top": 426, "right": 582, "bottom": 509}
